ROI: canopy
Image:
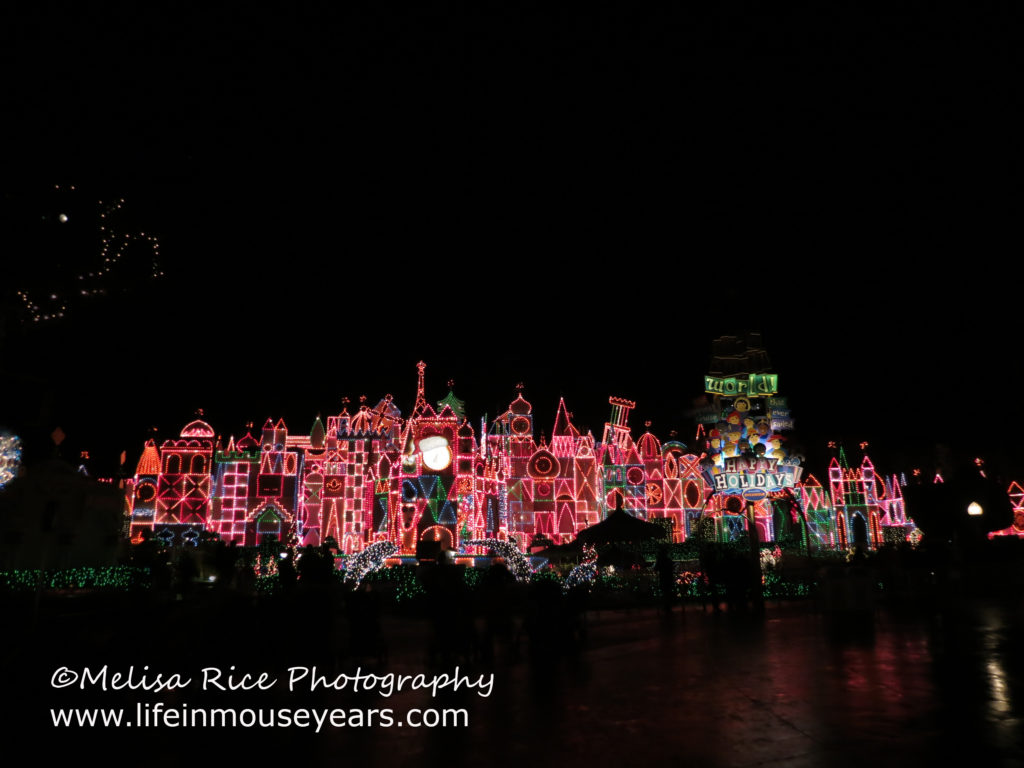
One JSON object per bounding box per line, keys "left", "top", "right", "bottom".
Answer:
{"left": 575, "top": 507, "right": 668, "bottom": 545}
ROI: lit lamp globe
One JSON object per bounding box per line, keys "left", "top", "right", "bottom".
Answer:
{"left": 967, "top": 501, "right": 983, "bottom": 517}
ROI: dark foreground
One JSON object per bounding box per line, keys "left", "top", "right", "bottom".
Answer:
{"left": 3, "top": 588, "right": 1023, "bottom": 768}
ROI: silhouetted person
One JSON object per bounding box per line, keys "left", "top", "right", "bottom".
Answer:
{"left": 278, "top": 550, "right": 297, "bottom": 594}
{"left": 480, "top": 562, "right": 517, "bottom": 663}
{"left": 699, "top": 543, "right": 724, "bottom": 612}
{"left": 525, "top": 577, "right": 570, "bottom": 665}
{"left": 177, "top": 549, "right": 199, "bottom": 599}
{"left": 423, "top": 558, "right": 475, "bottom": 666}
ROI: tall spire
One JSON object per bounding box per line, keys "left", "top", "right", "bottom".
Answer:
{"left": 135, "top": 440, "right": 160, "bottom": 475}
{"left": 838, "top": 445, "right": 850, "bottom": 470}
{"left": 552, "top": 398, "right": 579, "bottom": 438}
{"left": 412, "top": 360, "right": 432, "bottom": 419}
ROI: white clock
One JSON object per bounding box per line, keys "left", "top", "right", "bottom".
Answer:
{"left": 419, "top": 435, "right": 452, "bottom": 471}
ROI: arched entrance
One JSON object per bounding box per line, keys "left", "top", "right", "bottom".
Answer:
{"left": 420, "top": 525, "right": 454, "bottom": 551}
{"left": 851, "top": 513, "right": 869, "bottom": 546}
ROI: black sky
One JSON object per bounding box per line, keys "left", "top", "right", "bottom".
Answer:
{"left": 1, "top": 3, "right": 1019, "bottom": 479}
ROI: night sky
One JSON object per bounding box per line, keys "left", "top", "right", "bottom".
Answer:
{"left": 2, "top": 4, "right": 1018, "bottom": 480}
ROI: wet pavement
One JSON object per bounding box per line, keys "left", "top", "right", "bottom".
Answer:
{"left": 6, "top": 594, "right": 1024, "bottom": 767}
{"left": 353, "top": 600, "right": 1024, "bottom": 767}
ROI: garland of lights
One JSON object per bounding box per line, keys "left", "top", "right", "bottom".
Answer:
{"left": 342, "top": 541, "right": 397, "bottom": 587}
{"left": 563, "top": 544, "right": 598, "bottom": 592}
{"left": 15, "top": 190, "right": 162, "bottom": 324}
{"left": 463, "top": 539, "right": 533, "bottom": 582}
{"left": 0, "top": 566, "right": 149, "bottom": 592}
{"left": 123, "top": 362, "right": 923, "bottom": 556}
{"left": 362, "top": 564, "right": 427, "bottom": 602}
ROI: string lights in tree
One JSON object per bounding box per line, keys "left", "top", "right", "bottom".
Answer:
{"left": 342, "top": 541, "right": 398, "bottom": 587}
{"left": 0, "top": 433, "right": 22, "bottom": 489}
{"left": 12, "top": 187, "right": 162, "bottom": 325}
{"left": 463, "top": 539, "right": 533, "bottom": 582}
{"left": 563, "top": 544, "right": 598, "bottom": 592}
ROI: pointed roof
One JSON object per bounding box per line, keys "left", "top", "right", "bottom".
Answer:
{"left": 558, "top": 506, "right": 576, "bottom": 534}
{"left": 1009, "top": 481, "right": 1024, "bottom": 499}
{"left": 623, "top": 443, "right": 642, "bottom": 466}
{"left": 888, "top": 474, "right": 904, "bottom": 499}
{"left": 838, "top": 446, "right": 850, "bottom": 469}
{"left": 411, "top": 360, "right": 432, "bottom": 419}
{"left": 509, "top": 390, "right": 532, "bottom": 415}
{"left": 552, "top": 398, "right": 580, "bottom": 438}
{"left": 136, "top": 440, "right": 160, "bottom": 475}
{"left": 310, "top": 416, "right": 325, "bottom": 449}
{"left": 225, "top": 435, "right": 237, "bottom": 452}
{"left": 437, "top": 390, "right": 466, "bottom": 420}
{"left": 602, "top": 443, "right": 621, "bottom": 465}
{"left": 236, "top": 431, "right": 258, "bottom": 450}
{"left": 415, "top": 402, "right": 438, "bottom": 419}
{"left": 401, "top": 420, "right": 415, "bottom": 451}
{"left": 637, "top": 422, "right": 661, "bottom": 459}
{"left": 373, "top": 394, "right": 401, "bottom": 418}
{"left": 575, "top": 437, "right": 595, "bottom": 459}
{"left": 351, "top": 406, "right": 372, "bottom": 433}
{"left": 575, "top": 505, "right": 667, "bottom": 544}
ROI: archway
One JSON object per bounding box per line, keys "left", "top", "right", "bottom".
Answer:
{"left": 420, "top": 525, "right": 454, "bottom": 551}
{"left": 851, "top": 513, "right": 869, "bottom": 546}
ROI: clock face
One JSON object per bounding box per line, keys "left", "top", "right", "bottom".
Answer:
{"left": 419, "top": 435, "right": 452, "bottom": 471}
{"left": 511, "top": 416, "right": 531, "bottom": 435}
{"left": 135, "top": 482, "right": 155, "bottom": 502}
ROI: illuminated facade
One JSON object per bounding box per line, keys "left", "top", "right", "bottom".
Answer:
{"left": 126, "top": 362, "right": 913, "bottom": 553}
{"left": 827, "top": 448, "right": 910, "bottom": 549}
{"left": 988, "top": 481, "right": 1024, "bottom": 539}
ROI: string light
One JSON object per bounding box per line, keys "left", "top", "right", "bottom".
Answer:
{"left": 343, "top": 541, "right": 398, "bottom": 587}
{"left": 563, "top": 544, "right": 598, "bottom": 592}
{"left": 0, "top": 433, "right": 22, "bottom": 489}
{"left": 463, "top": 539, "right": 533, "bottom": 582}
{"left": 125, "top": 363, "right": 923, "bottom": 556}
{"left": 15, "top": 191, "right": 162, "bottom": 325}
{"left": 0, "top": 566, "right": 148, "bottom": 591}
{"left": 988, "top": 482, "right": 1024, "bottom": 539}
